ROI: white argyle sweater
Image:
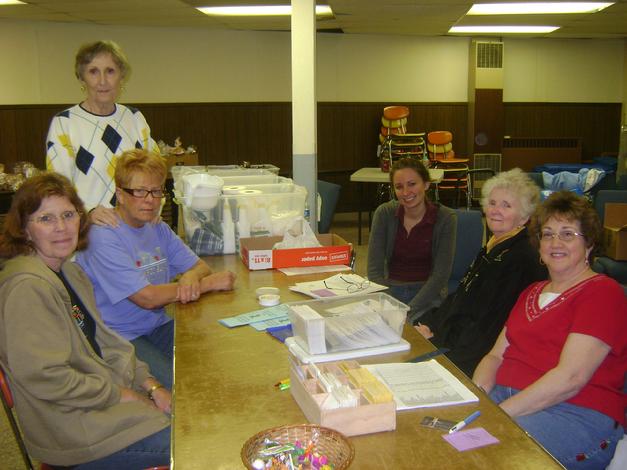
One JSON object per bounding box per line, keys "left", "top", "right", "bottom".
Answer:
{"left": 46, "top": 103, "right": 159, "bottom": 210}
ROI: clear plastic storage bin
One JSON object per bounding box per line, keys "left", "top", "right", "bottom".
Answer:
{"left": 174, "top": 184, "right": 307, "bottom": 256}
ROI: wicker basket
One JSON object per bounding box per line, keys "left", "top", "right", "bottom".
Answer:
{"left": 241, "top": 424, "right": 355, "bottom": 469}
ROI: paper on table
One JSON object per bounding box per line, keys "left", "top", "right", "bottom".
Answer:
{"left": 249, "top": 314, "right": 290, "bottom": 331}
{"left": 364, "top": 360, "right": 478, "bottom": 410}
{"left": 218, "top": 304, "right": 289, "bottom": 328}
{"left": 442, "top": 428, "right": 499, "bottom": 451}
{"left": 289, "top": 273, "right": 387, "bottom": 299}
{"left": 279, "top": 265, "right": 351, "bottom": 276}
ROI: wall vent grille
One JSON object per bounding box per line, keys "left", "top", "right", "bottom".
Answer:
{"left": 473, "top": 153, "right": 502, "bottom": 173}
{"left": 476, "top": 42, "right": 503, "bottom": 69}
{"left": 471, "top": 154, "right": 502, "bottom": 199}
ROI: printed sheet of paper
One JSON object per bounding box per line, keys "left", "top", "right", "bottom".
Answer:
{"left": 289, "top": 274, "right": 387, "bottom": 299}
{"left": 442, "top": 428, "right": 499, "bottom": 451}
{"left": 364, "top": 360, "right": 478, "bottom": 410}
{"left": 218, "top": 304, "right": 289, "bottom": 328}
{"left": 249, "top": 315, "right": 291, "bottom": 331}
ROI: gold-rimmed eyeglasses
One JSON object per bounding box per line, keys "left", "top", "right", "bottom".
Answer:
{"left": 538, "top": 230, "right": 585, "bottom": 242}
{"left": 29, "top": 210, "right": 81, "bottom": 226}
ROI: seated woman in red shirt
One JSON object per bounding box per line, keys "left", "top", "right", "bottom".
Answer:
{"left": 367, "top": 158, "right": 456, "bottom": 323}
{"left": 473, "top": 191, "right": 627, "bottom": 470}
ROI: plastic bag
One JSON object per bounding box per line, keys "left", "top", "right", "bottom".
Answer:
{"left": 273, "top": 217, "right": 321, "bottom": 250}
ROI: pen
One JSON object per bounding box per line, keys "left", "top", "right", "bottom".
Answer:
{"left": 407, "top": 348, "right": 450, "bottom": 363}
{"left": 448, "top": 410, "right": 481, "bottom": 433}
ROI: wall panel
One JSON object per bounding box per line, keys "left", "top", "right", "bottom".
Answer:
{"left": 1, "top": 101, "right": 620, "bottom": 212}
{"left": 504, "top": 103, "right": 621, "bottom": 162}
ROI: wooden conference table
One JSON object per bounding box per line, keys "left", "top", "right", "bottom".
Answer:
{"left": 173, "top": 256, "right": 563, "bottom": 469}
{"left": 350, "top": 167, "right": 445, "bottom": 245}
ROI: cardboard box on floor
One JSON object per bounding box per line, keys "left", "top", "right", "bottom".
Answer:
{"left": 240, "top": 233, "right": 352, "bottom": 270}
{"left": 603, "top": 203, "right": 627, "bottom": 261}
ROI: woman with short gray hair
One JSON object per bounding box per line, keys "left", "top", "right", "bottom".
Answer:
{"left": 46, "top": 40, "right": 159, "bottom": 227}
{"left": 416, "top": 168, "right": 547, "bottom": 376}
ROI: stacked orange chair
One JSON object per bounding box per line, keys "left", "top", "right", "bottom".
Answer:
{"left": 378, "top": 106, "right": 427, "bottom": 173}
{"left": 426, "top": 130, "right": 454, "bottom": 162}
{"left": 379, "top": 105, "right": 409, "bottom": 144}
{"left": 427, "top": 131, "right": 469, "bottom": 207}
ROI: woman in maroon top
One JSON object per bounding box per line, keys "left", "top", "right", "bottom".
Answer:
{"left": 367, "top": 158, "right": 456, "bottom": 323}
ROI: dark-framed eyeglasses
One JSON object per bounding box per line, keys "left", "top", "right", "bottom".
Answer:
{"left": 121, "top": 187, "right": 166, "bottom": 199}
{"left": 538, "top": 230, "right": 585, "bottom": 242}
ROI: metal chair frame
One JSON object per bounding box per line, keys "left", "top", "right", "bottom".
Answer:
{"left": 0, "top": 366, "right": 35, "bottom": 470}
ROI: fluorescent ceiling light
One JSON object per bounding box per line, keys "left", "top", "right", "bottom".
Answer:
{"left": 449, "top": 25, "right": 560, "bottom": 33}
{"left": 197, "top": 5, "right": 333, "bottom": 17}
{"left": 467, "top": 2, "right": 613, "bottom": 15}
{"left": 0, "top": 0, "right": 25, "bottom": 5}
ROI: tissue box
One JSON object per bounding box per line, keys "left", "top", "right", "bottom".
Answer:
{"left": 240, "top": 233, "right": 352, "bottom": 270}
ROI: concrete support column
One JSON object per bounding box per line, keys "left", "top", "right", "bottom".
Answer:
{"left": 291, "top": 0, "right": 318, "bottom": 230}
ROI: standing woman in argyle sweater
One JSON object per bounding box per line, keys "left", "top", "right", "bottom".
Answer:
{"left": 46, "top": 40, "right": 160, "bottom": 227}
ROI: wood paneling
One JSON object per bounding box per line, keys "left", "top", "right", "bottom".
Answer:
{"left": 0, "top": 101, "right": 620, "bottom": 212}
{"left": 504, "top": 103, "right": 621, "bottom": 162}
{"left": 502, "top": 137, "right": 582, "bottom": 171}
{"left": 471, "top": 89, "right": 504, "bottom": 154}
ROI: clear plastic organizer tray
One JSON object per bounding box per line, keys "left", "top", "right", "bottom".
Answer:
{"left": 285, "top": 293, "right": 411, "bottom": 363}
{"left": 287, "top": 292, "right": 408, "bottom": 335}
{"left": 174, "top": 185, "right": 307, "bottom": 256}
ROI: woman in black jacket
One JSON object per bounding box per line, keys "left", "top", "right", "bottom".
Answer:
{"left": 416, "top": 168, "right": 547, "bottom": 376}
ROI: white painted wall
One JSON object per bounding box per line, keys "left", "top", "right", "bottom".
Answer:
{"left": 504, "top": 38, "right": 624, "bottom": 103}
{"left": 0, "top": 19, "right": 624, "bottom": 105}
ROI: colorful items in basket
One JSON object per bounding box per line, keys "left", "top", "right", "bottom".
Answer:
{"left": 251, "top": 438, "right": 334, "bottom": 470}
{"left": 241, "top": 424, "right": 354, "bottom": 470}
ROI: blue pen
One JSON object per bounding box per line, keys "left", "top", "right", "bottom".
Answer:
{"left": 448, "top": 410, "right": 481, "bottom": 434}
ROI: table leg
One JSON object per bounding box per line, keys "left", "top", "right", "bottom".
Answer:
{"left": 358, "top": 182, "right": 364, "bottom": 245}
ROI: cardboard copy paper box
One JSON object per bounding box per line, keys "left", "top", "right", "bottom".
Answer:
{"left": 240, "top": 233, "right": 352, "bottom": 270}
{"left": 603, "top": 203, "right": 627, "bottom": 261}
{"left": 165, "top": 152, "right": 199, "bottom": 173}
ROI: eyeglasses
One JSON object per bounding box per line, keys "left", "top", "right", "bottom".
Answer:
{"left": 323, "top": 276, "right": 371, "bottom": 294}
{"left": 121, "top": 187, "right": 166, "bottom": 199}
{"left": 29, "top": 210, "right": 80, "bottom": 226}
{"left": 538, "top": 230, "right": 585, "bottom": 242}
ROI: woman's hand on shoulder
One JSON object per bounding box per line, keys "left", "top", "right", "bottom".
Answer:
{"left": 89, "top": 206, "right": 119, "bottom": 227}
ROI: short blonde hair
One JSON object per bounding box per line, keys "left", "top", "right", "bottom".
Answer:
{"left": 75, "top": 40, "right": 131, "bottom": 81}
{"left": 481, "top": 168, "right": 540, "bottom": 220}
{"left": 115, "top": 149, "right": 167, "bottom": 189}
